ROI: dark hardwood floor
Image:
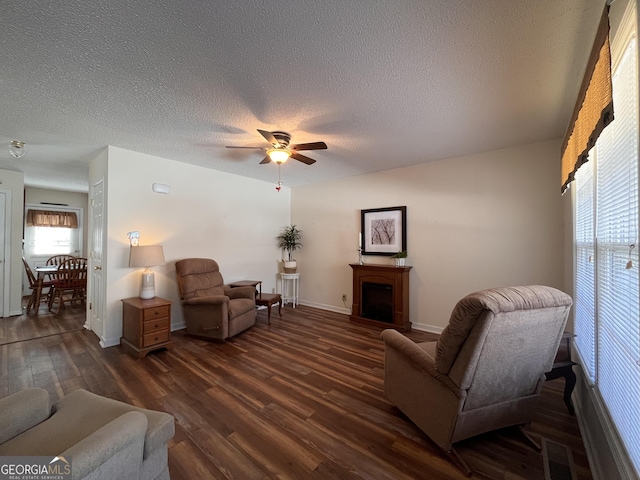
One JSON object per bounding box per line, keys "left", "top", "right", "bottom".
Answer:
{"left": 0, "top": 302, "right": 593, "bottom": 479}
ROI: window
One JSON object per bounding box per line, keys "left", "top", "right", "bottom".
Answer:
{"left": 574, "top": 16, "right": 640, "bottom": 476}
{"left": 32, "top": 227, "right": 74, "bottom": 256}
{"left": 23, "top": 206, "right": 82, "bottom": 266}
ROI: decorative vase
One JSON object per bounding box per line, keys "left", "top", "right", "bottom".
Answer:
{"left": 284, "top": 260, "right": 297, "bottom": 273}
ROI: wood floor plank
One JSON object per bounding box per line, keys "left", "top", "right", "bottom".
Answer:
{"left": 0, "top": 303, "right": 593, "bottom": 479}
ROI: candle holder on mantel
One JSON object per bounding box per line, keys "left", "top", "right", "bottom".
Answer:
{"left": 358, "top": 247, "right": 364, "bottom": 265}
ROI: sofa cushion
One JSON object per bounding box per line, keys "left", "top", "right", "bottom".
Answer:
{"left": 0, "top": 390, "right": 173, "bottom": 460}
{"left": 52, "top": 390, "right": 174, "bottom": 460}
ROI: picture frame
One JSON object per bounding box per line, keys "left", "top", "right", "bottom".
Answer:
{"left": 360, "top": 206, "right": 407, "bottom": 256}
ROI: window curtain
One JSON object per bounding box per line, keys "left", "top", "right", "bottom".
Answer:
{"left": 26, "top": 209, "right": 78, "bottom": 228}
{"left": 561, "top": 6, "right": 614, "bottom": 194}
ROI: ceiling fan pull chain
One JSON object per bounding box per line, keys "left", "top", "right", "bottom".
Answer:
{"left": 276, "top": 164, "right": 282, "bottom": 192}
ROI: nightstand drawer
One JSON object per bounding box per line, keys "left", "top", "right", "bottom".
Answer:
{"left": 143, "top": 329, "right": 170, "bottom": 347}
{"left": 143, "top": 316, "right": 169, "bottom": 334}
{"left": 143, "top": 305, "right": 170, "bottom": 321}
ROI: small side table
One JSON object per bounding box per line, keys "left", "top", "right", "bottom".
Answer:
{"left": 546, "top": 332, "right": 577, "bottom": 414}
{"left": 121, "top": 297, "right": 173, "bottom": 359}
{"left": 280, "top": 273, "right": 300, "bottom": 307}
{"left": 256, "top": 293, "right": 281, "bottom": 324}
{"left": 228, "top": 280, "right": 262, "bottom": 297}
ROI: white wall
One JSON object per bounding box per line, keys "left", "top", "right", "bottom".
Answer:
{"left": 93, "top": 146, "right": 289, "bottom": 346}
{"left": 292, "top": 139, "right": 565, "bottom": 332}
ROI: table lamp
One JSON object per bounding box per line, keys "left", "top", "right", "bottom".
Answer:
{"left": 129, "top": 245, "right": 165, "bottom": 299}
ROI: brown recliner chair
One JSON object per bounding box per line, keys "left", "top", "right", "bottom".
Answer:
{"left": 175, "top": 258, "right": 256, "bottom": 340}
{"left": 381, "top": 285, "right": 572, "bottom": 476}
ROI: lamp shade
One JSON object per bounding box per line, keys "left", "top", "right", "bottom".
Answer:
{"left": 267, "top": 148, "right": 291, "bottom": 164}
{"left": 129, "top": 245, "right": 165, "bottom": 268}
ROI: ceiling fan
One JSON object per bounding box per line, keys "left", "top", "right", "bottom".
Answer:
{"left": 225, "top": 129, "right": 327, "bottom": 165}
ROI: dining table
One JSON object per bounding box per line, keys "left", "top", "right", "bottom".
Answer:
{"left": 33, "top": 264, "right": 59, "bottom": 315}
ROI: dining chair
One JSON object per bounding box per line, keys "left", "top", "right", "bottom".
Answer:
{"left": 22, "top": 257, "right": 55, "bottom": 314}
{"left": 48, "top": 257, "right": 88, "bottom": 314}
{"left": 45, "top": 254, "right": 76, "bottom": 266}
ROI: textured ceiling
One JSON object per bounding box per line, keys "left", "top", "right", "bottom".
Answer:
{"left": 0, "top": 0, "right": 603, "bottom": 192}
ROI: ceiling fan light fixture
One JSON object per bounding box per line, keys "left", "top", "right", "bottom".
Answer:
{"left": 267, "top": 148, "right": 291, "bottom": 164}
{"left": 9, "top": 140, "right": 26, "bottom": 158}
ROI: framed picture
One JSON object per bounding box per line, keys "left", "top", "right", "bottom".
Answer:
{"left": 360, "top": 206, "right": 407, "bottom": 255}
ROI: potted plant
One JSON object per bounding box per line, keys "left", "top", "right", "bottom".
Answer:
{"left": 276, "top": 225, "right": 303, "bottom": 273}
{"left": 390, "top": 251, "right": 407, "bottom": 267}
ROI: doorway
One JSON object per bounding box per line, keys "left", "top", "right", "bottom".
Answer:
{"left": 23, "top": 205, "right": 83, "bottom": 296}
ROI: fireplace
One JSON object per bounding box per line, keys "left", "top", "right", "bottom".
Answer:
{"left": 350, "top": 263, "right": 412, "bottom": 331}
{"left": 362, "top": 282, "right": 393, "bottom": 322}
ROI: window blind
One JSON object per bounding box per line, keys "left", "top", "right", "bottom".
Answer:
{"left": 576, "top": 29, "right": 640, "bottom": 475}
{"left": 574, "top": 158, "right": 596, "bottom": 382}
{"left": 594, "top": 35, "right": 640, "bottom": 473}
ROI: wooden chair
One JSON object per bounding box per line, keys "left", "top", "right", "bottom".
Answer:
{"left": 48, "top": 257, "right": 87, "bottom": 314}
{"left": 46, "top": 254, "right": 76, "bottom": 266}
{"left": 22, "top": 257, "right": 55, "bottom": 314}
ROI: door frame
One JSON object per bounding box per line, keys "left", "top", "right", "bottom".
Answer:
{"left": 0, "top": 189, "right": 11, "bottom": 317}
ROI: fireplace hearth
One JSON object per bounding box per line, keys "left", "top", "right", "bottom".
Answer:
{"left": 350, "top": 263, "right": 412, "bottom": 331}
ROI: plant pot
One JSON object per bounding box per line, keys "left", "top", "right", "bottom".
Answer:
{"left": 394, "top": 258, "right": 405, "bottom": 267}
{"left": 284, "top": 260, "right": 297, "bottom": 273}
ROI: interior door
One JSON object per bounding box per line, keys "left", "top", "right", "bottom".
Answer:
{"left": 0, "top": 192, "right": 6, "bottom": 316}
{"left": 89, "top": 178, "right": 105, "bottom": 341}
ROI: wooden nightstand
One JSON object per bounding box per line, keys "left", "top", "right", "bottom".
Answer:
{"left": 121, "top": 297, "right": 173, "bottom": 358}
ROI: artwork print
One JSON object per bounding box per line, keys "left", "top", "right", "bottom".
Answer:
{"left": 360, "top": 206, "right": 407, "bottom": 255}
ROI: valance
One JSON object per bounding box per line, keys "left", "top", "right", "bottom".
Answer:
{"left": 560, "top": 6, "right": 614, "bottom": 194}
{"left": 26, "top": 209, "right": 78, "bottom": 228}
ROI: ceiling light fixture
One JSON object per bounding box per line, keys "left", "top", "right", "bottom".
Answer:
{"left": 9, "top": 140, "right": 26, "bottom": 158}
{"left": 267, "top": 148, "right": 291, "bottom": 164}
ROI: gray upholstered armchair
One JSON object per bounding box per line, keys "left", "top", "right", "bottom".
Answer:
{"left": 381, "top": 285, "right": 572, "bottom": 475}
{"left": 175, "top": 258, "right": 256, "bottom": 340}
{"left": 0, "top": 388, "right": 175, "bottom": 480}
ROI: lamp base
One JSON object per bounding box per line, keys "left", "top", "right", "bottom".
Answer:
{"left": 139, "top": 271, "right": 156, "bottom": 299}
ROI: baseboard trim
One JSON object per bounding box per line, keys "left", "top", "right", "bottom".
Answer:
{"left": 99, "top": 337, "right": 120, "bottom": 348}
{"left": 171, "top": 321, "right": 186, "bottom": 331}
{"left": 298, "top": 300, "right": 351, "bottom": 315}
{"left": 298, "top": 301, "right": 444, "bottom": 333}
{"left": 572, "top": 370, "right": 638, "bottom": 480}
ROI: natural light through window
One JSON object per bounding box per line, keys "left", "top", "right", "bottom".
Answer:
{"left": 31, "top": 227, "right": 73, "bottom": 255}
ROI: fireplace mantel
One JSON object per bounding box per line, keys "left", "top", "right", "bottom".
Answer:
{"left": 349, "top": 263, "right": 412, "bottom": 331}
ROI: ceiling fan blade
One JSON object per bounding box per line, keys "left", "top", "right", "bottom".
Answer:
{"left": 290, "top": 151, "right": 316, "bottom": 165}
{"left": 225, "top": 146, "right": 265, "bottom": 150}
{"left": 257, "top": 129, "right": 280, "bottom": 147}
{"left": 291, "top": 141, "right": 327, "bottom": 151}
{"left": 259, "top": 156, "right": 271, "bottom": 164}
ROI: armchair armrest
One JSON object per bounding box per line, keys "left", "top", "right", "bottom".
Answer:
{"left": 381, "top": 329, "right": 465, "bottom": 398}
{"left": 182, "top": 295, "right": 228, "bottom": 306}
{"left": 224, "top": 286, "right": 255, "bottom": 300}
{"left": 381, "top": 330, "right": 438, "bottom": 375}
{"left": 63, "top": 411, "right": 147, "bottom": 480}
{"left": 0, "top": 388, "right": 50, "bottom": 444}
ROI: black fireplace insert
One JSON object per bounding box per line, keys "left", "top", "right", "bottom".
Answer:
{"left": 361, "top": 282, "right": 393, "bottom": 323}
